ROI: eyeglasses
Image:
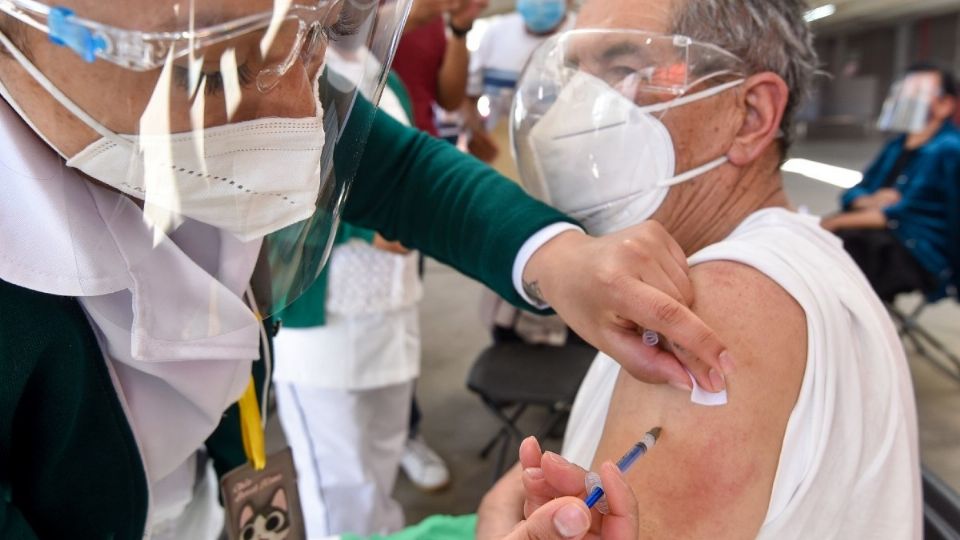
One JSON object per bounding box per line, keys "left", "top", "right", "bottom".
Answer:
{"left": 0, "top": 0, "right": 338, "bottom": 90}
{"left": 559, "top": 29, "right": 746, "bottom": 98}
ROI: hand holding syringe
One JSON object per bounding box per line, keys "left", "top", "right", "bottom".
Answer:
{"left": 515, "top": 429, "right": 661, "bottom": 538}
{"left": 584, "top": 427, "right": 661, "bottom": 514}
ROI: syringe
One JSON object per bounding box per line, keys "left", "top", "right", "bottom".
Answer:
{"left": 584, "top": 427, "right": 661, "bottom": 510}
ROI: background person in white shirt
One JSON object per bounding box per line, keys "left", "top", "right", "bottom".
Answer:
{"left": 463, "top": 0, "right": 574, "bottom": 165}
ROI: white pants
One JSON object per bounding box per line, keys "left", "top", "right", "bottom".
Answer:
{"left": 275, "top": 380, "right": 414, "bottom": 538}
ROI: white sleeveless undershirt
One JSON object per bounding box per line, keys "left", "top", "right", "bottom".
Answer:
{"left": 561, "top": 208, "right": 921, "bottom": 539}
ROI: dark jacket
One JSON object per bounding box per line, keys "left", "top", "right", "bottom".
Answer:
{"left": 841, "top": 121, "right": 960, "bottom": 297}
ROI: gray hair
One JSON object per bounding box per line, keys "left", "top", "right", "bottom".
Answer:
{"left": 671, "top": 0, "right": 819, "bottom": 152}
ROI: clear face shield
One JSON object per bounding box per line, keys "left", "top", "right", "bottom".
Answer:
{"left": 511, "top": 29, "right": 746, "bottom": 234}
{"left": 0, "top": 0, "right": 410, "bottom": 324}
{"left": 877, "top": 72, "right": 941, "bottom": 134}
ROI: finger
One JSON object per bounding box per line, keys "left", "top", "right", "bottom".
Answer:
{"left": 654, "top": 241, "right": 694, "bottom": 306}
{"left": 634, "top": 262, "right": 687, "bottom": 306}
{"left": 520, "top": 438, "right": 555, "bottom": 518}
{"left": 643, "top": 222, "right": 692, "bottom": 304}
{"left": 507, "top": 497, "right": 592, "bottom": 540}
{"left": 523, "top": 467, "right": 558, "bottom": 519}
{"left": 613, "top": 281, "right": 730, "bottom": 391}
{"left": 540, "top": 452, "right": 589, "bottom": 498}
{"left": 596, "top": 462, "right": 640, "bottom": 539}
{"left": 523, "top": 448, "right": 576, "bottom": 518}
{"left": 605, "top": 329, "right": 691, "bottom": 391}
{"left": 667, "top": 338, "right": 732, "bottom": 396}
{"left": 519, "top": 437, "right": 543, "bottom": 470}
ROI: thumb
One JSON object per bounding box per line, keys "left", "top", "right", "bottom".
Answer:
{"left": 509, "top": 497, "right": 591, "bottom": 540}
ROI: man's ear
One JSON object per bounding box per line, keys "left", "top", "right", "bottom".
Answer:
{"left": 727, "top": 72, "right": 789, "bottom": 167}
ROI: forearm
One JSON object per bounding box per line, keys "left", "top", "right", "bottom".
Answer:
{"left": 436, "top": 34, "right": 469, "bottom": 110}
{"left": 849, "top": 195, "right": 876, "bottom": 210}
{"left": 463, "top": 96, "right": 483, "bottom": 130}
{"left": 822, "top": 209, "right": 887, "bottom": 232}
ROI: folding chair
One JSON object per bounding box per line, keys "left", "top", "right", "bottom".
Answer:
{"left": 889, "top": 165, "right": 960, "bottom": 381}
{"left": 888, "top": 283, "right": 960, "bottom": 382}
{"left": 466, "top": 342, "right": 595, "bottom": 482}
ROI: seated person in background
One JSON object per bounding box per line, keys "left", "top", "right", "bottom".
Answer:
{"left": 479, "top": 0, "right": 921, "bottom": 538}
{"left": 822, "top": 64, "right": 960, "bottom": 302}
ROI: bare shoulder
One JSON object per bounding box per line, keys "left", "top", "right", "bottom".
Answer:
{"left": 688, "top": 260, "right": 807, "bottom": 377}
{"left": 593, "top": 260, "right": 808, "bottom": 538}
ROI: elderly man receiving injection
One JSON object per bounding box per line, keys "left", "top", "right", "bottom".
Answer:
{"left": 478, "top": 0, "right": 922, "bottom": 538}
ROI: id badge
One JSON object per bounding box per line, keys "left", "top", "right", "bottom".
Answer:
{"left": 220, "top": 448, "right": 306, "bottom": 540}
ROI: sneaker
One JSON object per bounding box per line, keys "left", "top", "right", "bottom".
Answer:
{"left": 400, "top": 435, "right": 451, "bottom": 491}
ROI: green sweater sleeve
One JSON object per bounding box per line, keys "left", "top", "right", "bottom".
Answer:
{"left": 335, "top": 96, "right": 577, "bottom": 309}
{"left": 337, "top": 222, "right": 376, "bottom": 245}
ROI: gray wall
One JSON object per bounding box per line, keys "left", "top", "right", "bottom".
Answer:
{"left": 810, "top": 10, "right": 960, "bottom": 127}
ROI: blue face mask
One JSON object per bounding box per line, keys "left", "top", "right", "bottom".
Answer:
{"left": 517, "top": 0, "right": 566, "bottom": 34}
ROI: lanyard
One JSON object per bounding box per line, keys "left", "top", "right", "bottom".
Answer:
{"left": 238, "top": 376, "right": 266, "bottom": 470}
{"left": 239, "top": 287, "right": 269, "bottom": 471}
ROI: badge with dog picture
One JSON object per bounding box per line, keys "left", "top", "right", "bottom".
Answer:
{"left": 221, "top": 448, "right": 305, "bottom": 540}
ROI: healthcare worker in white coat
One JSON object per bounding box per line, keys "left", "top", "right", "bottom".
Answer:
{"left": 0, "top": 1, "right": 733, "bottom": 538}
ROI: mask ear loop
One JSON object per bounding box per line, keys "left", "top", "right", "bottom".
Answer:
{"left": 0, "top": 30, "right": 122, "bottom": 144}
{"left": 650, "top": 75, "right": 746, "bottom": 188}
{"left": 568, "top": 76, "right": 745, "bottom": 217}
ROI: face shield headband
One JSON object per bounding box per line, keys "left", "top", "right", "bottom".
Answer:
{"left": 512, "top": 29, "right": 747, "bottom": 235}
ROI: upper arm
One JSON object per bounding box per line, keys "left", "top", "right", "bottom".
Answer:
{"left": 592, "top": 260, "right": 807, "bottom": 539}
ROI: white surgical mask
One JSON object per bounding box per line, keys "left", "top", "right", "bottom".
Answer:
{"left": 527, "top": 72, "right": 743, "bottom": 235}
{"left": 0, "top": 32, "right": 326, "bottom": 242}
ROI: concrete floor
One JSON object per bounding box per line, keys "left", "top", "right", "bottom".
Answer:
{"left": 269, "top": 134, "right": 960, "bottom": 529}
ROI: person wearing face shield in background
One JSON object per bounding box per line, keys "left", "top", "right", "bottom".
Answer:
{"left": 0, "top": 1, "right": 736, "bottom": 539}
{"left": 822, "top": 64, "right": 960, "bottom": 303}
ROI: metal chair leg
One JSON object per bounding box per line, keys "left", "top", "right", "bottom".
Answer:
{"left": 479, "top": 401, "right": 526, "bottom": 459}
{"left": 890, "top": 302, "right": 960, "bottom": 383}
